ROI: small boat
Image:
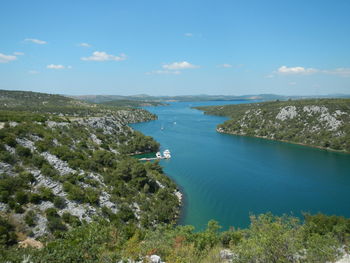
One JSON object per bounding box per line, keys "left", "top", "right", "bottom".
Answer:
{"left": 156, "top": 152, "right": 162, "bottom": 159}
{"left": 163, "top": 149, "right": 171, "bottom": 159}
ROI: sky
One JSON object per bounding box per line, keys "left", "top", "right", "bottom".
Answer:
{"left": 1, "top": 0, "right": 350, "bottom": 96}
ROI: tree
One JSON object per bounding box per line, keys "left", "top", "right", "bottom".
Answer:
{"left": 0, "top": 216, "right": 17, "bottom": 247}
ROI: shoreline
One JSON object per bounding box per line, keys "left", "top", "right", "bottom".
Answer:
{"left": 174, "top": 189, "right": 183, "bottom": 222}
{"left": 130, "top": 119, "right": 183, "bottom": 223}
{"left": 216, "top": 128, "right": 350, "bottom": 155}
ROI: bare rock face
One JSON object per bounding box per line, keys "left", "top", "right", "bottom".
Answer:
{"left": 41, "top": 152, "right": 75, "bottom": 175}
{"left": 16, "top": 138, "right": 36, "bottom": 152}
{"left": 4, "top": 145, "right": 15, "bottom": 154}
{"left": 32, "top": 214, "right": 49, "bottom": 238}
{"left": 18, "top": 238, "right": 44, "bottom": 249}
{"left": 46, "top": 121, "right": 70, "bottom": 128}
{"left": 99, "top": 191, "right": 118, "bottom": 214}
{"left": 276, "top": 106, "right": 297, "bottom": 121}
{"left": 90, "top": 133, "right": 102, "bottom": 145}
{"left": 142, "top": 255, "right": 164, "bottom": 263}
{"left": 220, "top": 249, "right": 235, "bottom": 261}
{"left": 0, "top": 202, "right": 8, "bottom": 212}
{"left": 0, "top": 162, "right": 13, "bottom": 176}
{"left": 59, "top": 202, "right": 96, "bottom": 223}
{"left": 117, "top": 255, "right": 164, "bottom": 263}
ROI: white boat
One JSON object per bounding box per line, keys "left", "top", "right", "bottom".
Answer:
{"left": 156, "top": 152, "right": 162, "bottom": 158}
{"left": 163, "top": 149, "right": 171, "bottom": 159}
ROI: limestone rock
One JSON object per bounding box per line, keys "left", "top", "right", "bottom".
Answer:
{"left": 41, "top": 152, "right": 75, "bottom": 175}
{"left": 18, "top": 238, "right": 44, "bottom": 249}
{"left": 276, "top": 106, "right": 297, "bottom": 121}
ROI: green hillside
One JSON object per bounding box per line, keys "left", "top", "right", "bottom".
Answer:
{"left": 1, "top": 91, "right": 350, "bottom": 262}
{"left": 0, "top": 89, "right": 156, "bottom": 121}
{"left": 0, "top": 90, "right": 180, "bottom": 255}
{"left": 196, "top": 99, "right": 350, "bottom": 153}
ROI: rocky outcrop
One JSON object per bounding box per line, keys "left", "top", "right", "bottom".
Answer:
{"left": 276, "top": 106, "right": 297, "bottom": 121}
{"left": 40, "top": 152, "right": 75, "bottom": 175}
{"left": 18, "top": 238, "right": 44, "bottom": 249}
{"left": 117, "top": 255, "right": 164, "bottom": 263}
{"left": 336, "top": 253, "right": 350, "bottom": 263}
{"left": 220, "top": 249, "right": 235, "bottom": 262}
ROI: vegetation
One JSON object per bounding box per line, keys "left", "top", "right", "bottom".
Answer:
{"left": 1, "top": 213, "right": 349, "bottom": 262}
{"left": 0, "top": 89, "right": 157, "bottom": 120}
{"left": 1, "top": 90, "right": 349, "bottom": 262}
{"left": 196, "top": 99, "right": 350, "bottom": 153}
{"left": 0, "top": 90, "right": 179, "bottom": 243}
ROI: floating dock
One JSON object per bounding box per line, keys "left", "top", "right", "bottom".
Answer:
{"left": 139, "top": 157, "right": 166, "bottom": 161}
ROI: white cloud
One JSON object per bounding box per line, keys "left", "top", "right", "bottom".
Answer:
{"left": 24, "top": 38, "right": 47, "bottom": 44}
{"left": 218, "top": 63, "right": 233, "bottom": 68}
{"left": 272, "top": 65, "right": 350, "bottom": 78}
{"left": 28, "top": 70, "right": 40, "bottom": 74}
{"left": 184, "top": 33, "right": 193, "bottom": 37}
{"left": 0, "top": 53, "right": 17, "bottom": 63}
{"left": 264, "top": 74, "right": 274, "bottom": 79}
{"left": 277, "top": 66, "right": 318, "bottom": 75}
{"left": 13, "top": 51, "right": 24, "bottom": 56}
{"left": 78, "top": 43, "right": 91, "bottom": 47}
{"left": 146, "top": 70, "right": 181, "bottom": 75}
{"left": 81, "top": 51, "right": 127, "bottom": 61}
{"left": 47, "top": 64, "right": 65, "bottom": 69}
{"left": 288, "top": 82, "right": 297, "bottom": 86}
{"left": 162, "top": 61, "right": 199, "bottom": 70}
{"left": 323, "top": 68, "right": 350, "bottom": 77}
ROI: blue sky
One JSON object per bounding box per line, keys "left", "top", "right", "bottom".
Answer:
{"left": 1, "top": 0, "right": 350, "bottom": 96}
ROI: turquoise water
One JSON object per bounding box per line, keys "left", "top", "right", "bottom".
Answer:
{"left": 131, "top": 101, "right": 350, "bottom": 231}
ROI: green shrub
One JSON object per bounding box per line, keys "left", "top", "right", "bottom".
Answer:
{"left": 0, "top": 151, "right": 16, "bottom": 164}
{"left": 41, "top": 163, "right": 59, "bottom": 178}
{"left": 14, "top": 204, "right": 24, "bottom": 214}
{"left": 24, "top": 210, "right": 36, "bottom": 227}
{"left": 0, "top": 216, "right": 17, "bottom": 247}
{"left": 62, "top": 212, "right": 81, "bottom": 227}
{"left": 3, "top": 135, "right": 17, "bottom": 147}
{"left": 53, "top": 196, "right": 66, "bottom": 209}
{"left": 14, "top": 191, "right": 29, "bottom": 205}
{"left": 29, "top": 193, "right": 42, "bottom": 204}
{"left": 0, "top": 189, "right": 10, "bottom": 203}
{"left": 39, "top": 187, "right": 54, "bottom": 202}
{"left": 47, "top": 216, "right": 67, "bottom": 233}
{"left": 15, "top": 145, "right": 32, "bottom": 158}
{"left": 31, "top": 154, "right": 47, "bottom": 168}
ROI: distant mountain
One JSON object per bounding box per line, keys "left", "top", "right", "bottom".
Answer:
{"left": 70, "top": 93, "right": 350, "bottom": 104}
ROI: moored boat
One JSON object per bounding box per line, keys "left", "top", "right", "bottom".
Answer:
{"left": 163, "top": 149, "right": 171, "bottom": 159}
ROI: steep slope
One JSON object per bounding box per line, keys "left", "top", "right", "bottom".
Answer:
{"left": 0, "top": 90, "right": 180, "bottom": 240}
{"left": 196, "top": 99, "right": 350, "bottom": 153}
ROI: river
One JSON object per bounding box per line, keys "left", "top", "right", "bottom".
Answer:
{"left": 131, "top": 100, "right": 350, "bottom": 231}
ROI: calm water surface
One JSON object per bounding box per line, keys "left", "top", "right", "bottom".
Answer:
{"left": 132, "top": 101, "right": 350, "bottom": 230}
